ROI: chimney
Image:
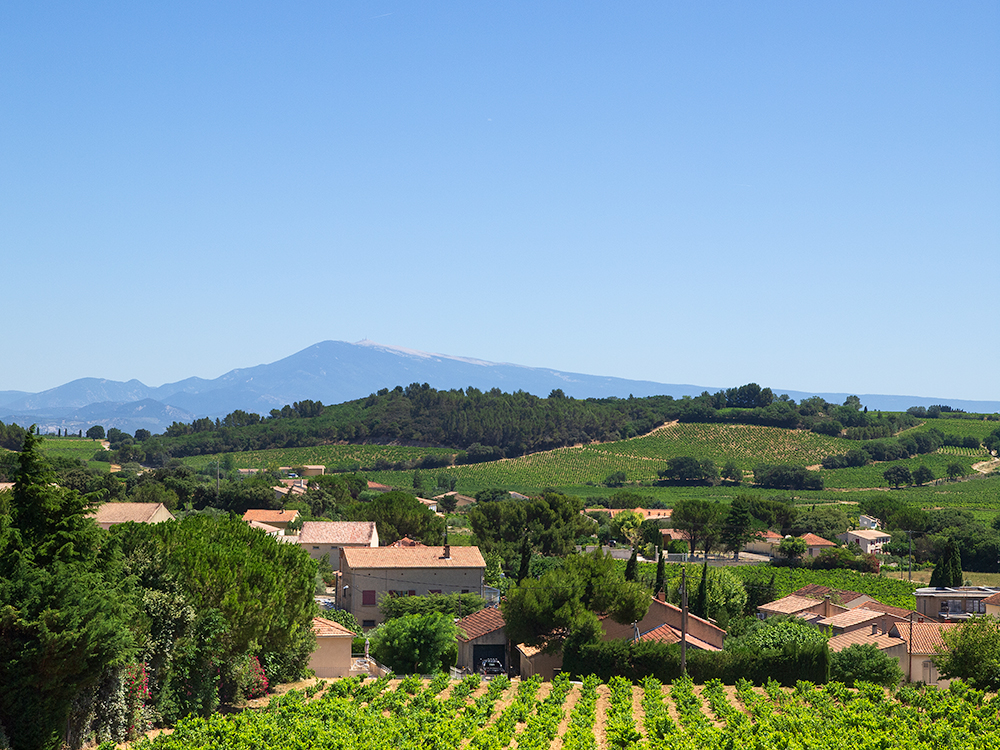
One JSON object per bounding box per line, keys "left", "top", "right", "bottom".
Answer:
{"left": 871, "top": 624, "right": 878, "bottom": 635}
{"left": 443, "top": 544, "right": 451, "bottom": 559}
{"left": 823, "top": 595, "right": 833, "bottom": 617}
{"left": 657, "top": 591, "right": 666, "bottom": 602}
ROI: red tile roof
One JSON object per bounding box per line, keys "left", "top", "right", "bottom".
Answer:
{"left": 312, "top": 617, "right": 357, "bottom": 637}
{"left": 243, "top": 509, "right": 300, "bottom": 524}
{"left": 892, "top": 621, "right": 959, "bottom": 654}
{"left": 457, "top": 607, "right": 505, "bottom": 641}
{"left": 858, "top": 601, "right": 919, "bottom": 620}
{"left": 342, "top": 545, "right": 485, "bottom": 570}
{"left": 759, "top": 595, "right": 826, "bottom": 616}
{"left": 388, "top": 537, "right": 426, "bottom": 547}
{"left": 800, "top": 533, "right": 836, "bottom": 547}
{"left": 299, "top": 521, "right": 377, "bottom": 545}
{"left": 983, "top": 592, "right": 1000, "bottom": 606}
{"left": 828, "top": 630, "right": 905, "bottom": 653}
{"left": 793, "top": 585, "right": 869, "bottom": 606}
{"left": 367, "top": 481, "right": 392, "bottom": 492}
{"left": 816, "top": 608, "right": 883, "bottom": 629}
{"left": 89, "top": 502, "right": 172, "bottom": 525}
{"left": 639, "top": 624, "right": 721, "bottom": 651}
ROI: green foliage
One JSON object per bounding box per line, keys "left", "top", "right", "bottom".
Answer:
{"left": 502, "top": 547, "right": 650, "bottom": 651}
{"left": 319, "top": 607, "right": 362, "bottom": 635}
{"left": 112, "top": 515, "right": 317, "bottom": 668}
{"left": 468, "top": 491, "right": 595, "bottom": 563}
{"left": 369, "top": 612, "right": 460, "bottom": 674}
{"left": 344, "top": 490, "right": 445, "bottom": 545}
{"left": 929, "top": 538, "right": 963, "bottom": 587}
{"left": 379, "top": 592, "right": 484, "bottom": 621}
{"left": 777, "top": 536, "right": 807, "bottom": 560}
{"left": 670, "top": 498, "right": 725, "bottom": 554}
{"left": 726, "top": 616, "right": 828, "bottom": 653}
{"left": 933, "top": 616, "right": 1000, "bottom": 690}
{"left": 0, "top": 431, "right": 137, "bottom": 750}
{"left": 829, "top": 643, "right": 903, "bottom": 687}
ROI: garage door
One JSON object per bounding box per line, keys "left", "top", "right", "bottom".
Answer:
{"left": 472, "top": 644, "right": 506, "bottom": 670}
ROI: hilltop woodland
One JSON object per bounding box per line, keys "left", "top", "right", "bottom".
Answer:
{"left": 107, "top": 383, "right": 955, "bottom": 464}
{"left": 0, "top": 432, "right": 318, "bottom": 750}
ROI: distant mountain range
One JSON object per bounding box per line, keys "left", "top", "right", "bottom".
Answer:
{"left": 2, "top": 340, "right": 998, "bottom": 434}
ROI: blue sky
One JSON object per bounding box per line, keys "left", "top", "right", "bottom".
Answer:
{"left": 2, "top": 2, "right": 998, "bottom": 401}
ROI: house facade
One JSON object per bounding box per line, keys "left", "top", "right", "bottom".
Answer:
{"left": 837, "top": 529, "right": 892, "bottom": 554}
{"left": 242, "top": 508, "right": 301, "bottom": 533}
{"left": 340, "top": 545, "right": 486, "bottom": 628}
{"left": 915, "top": 586, "right": 1000, "bottom": 621}
{"left": 309, "top": 617, "right": 356, "bottom": 678}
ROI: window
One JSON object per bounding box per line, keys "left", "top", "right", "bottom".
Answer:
{"left": 408, "top": 590, "right": 416, "bottom": 597}
{"left": 363, "top": 620, "right": 376, "bottom": 628}
{"left": 462, "top": 589, "right": 469, "bottom": 594}
{"left": 362, "top": 590, "right": 377, "bottom": 606}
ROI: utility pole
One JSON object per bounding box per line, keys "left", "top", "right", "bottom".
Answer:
{"left": 680, "top": 567, "right": 688, "bottom": 676}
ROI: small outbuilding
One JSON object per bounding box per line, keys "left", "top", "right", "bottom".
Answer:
{"left": 309, "top": 617, "right": 357, "bottom": 678}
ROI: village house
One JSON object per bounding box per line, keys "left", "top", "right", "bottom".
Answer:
{"left": 298, "top": 520, "right": 379, "bottom": 564}
{"left": 340, "top": 545, "right": 486, "bottom": 628}
{"left": 889, "top": 620, "right": 960, "bottom": 686}
{"left": 984, "top": 591, "right": 1000, "bottom": 617}
{"left": 800, "top": 533, "right": 837, "bottom": 558}
{"left": 88, "top": 502, "right": 174, "bottom": 530}
{"left": 837, "top": 528, "right": 892, "bottom": 555}
{"left": 915, "top": 586, "right": 1000, "bottom": 621}
{"left": 743, "top": 529, "right": 784, "bottom": 556}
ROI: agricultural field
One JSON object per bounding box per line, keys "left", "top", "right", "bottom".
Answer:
{"left": 821, "top": 453, "right": 980, "bottom": 489}
{"left": 366, "top": 423, "right": 853, "bottom": 491}
{"left": 135, "top": 671, "right": 999, "bottom": 750}
{"left": 37, "top": 435, "right": 110, "bottom": 468}
{"left": 905, "top": 417, "right": 1000, "bottom": 442}
{"left": 181, "top": 444, "right": 457, "bottom": 472}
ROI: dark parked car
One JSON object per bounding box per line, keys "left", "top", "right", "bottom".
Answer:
{"left": 479, "top": 658, "right": 503, "bottom": 676}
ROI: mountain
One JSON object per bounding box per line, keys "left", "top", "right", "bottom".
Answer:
{"left": 2, "top": 339, "right": 999, "bottom": 435}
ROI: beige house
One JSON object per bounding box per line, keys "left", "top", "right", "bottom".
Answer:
{"left": 837, "top": 529, "right": 892, "bottom": 554}
{"left": 889, "top": 620, "right": 959, "bottom": 686}
{"left": 242, "top": 508, "right": 301, "bottom": 533}
{"left": 88, "top": 502, "right": 174, "bottom": 530}
{"left": 309, "top": 617, "right": 356, "bottom": 678}
{"left": 743, "top": 529, "right": 783, "bottom": 556}
{"left": 800, "top": 533, "right": 837, "bottom": 558}
{"left": 456, "top": 606, "right": 507, "bottom": 674}
{"left": 828, "top": 627, "right": 908, "bottom": 678}
{"left": 301, "top": 465, "right": 326, "bottom": 477}
{"left": 298, "top": 521, "right": 379, "bottom": 564}
{"left": 340, "top": 545, "right": 486, "bottom": 628}
{"left": 583, "top": 507, "right": 673, "bottom": 522}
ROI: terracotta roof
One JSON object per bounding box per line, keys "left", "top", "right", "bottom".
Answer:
{"left": 640, "top": 624, "right": 680, "bottom": 644}
{"left": 816, "top": 608, "right": 884, "bottom": 629}
{"left": 248, "top": 520, "right": 281, "bottom": 534}
{"left": 457, "top": 607, "right": 505, "bottom": 641}
{"left": 800, "top": 533, "right": 836, "bottom": 547}
{"left": 517, "top": 643, "right": 545, "bottom": 658}
{"left": 828, "top": 630, "right": 905, "bottom": 653}
{"left": 342, "top": 545, "right": 485, "bottom": 569}
{"left": 639, "top": 624, "right": 721, "bottom": 651}
{"left": 755, "top": 529, "right": 783, "bottom": 541}
{"left": 0, "top": 482, "right": 14, "bottom": 493}
{"left": 584, "top": 507, "right": 672, "bottom": 520}
{"left": 89, "top": 502, "right": 172, "bottom": 525}
{"left": 312, "top": 617, "right": 357, "bottom": 637}
{"left": 388, "top": 537, "right": 426, "bottom": 547}
{"left": 858, "top": 601, "right": 919, "bottom": 620}
{"left": 367, "top": 481, "right": 392, "bottom": 492}
{"left": 891, "top": 621, "right": 959, "bottom": 655}
{"left": 299, "top": 521, "right": 377, "bottom": 545}
{"left": 983, "top": 592, "right": 1000, "bottom": 606}
{"left": 793, "top": 585, "right": 868, "bottom": 606}
{"left": 243, "top": 509, "right": 300, "bottom": 524}
{"left": 759, "top": 595, "right": 825, "bottom": 616}
{"left": 844, "top": 529, "right": 891, "bottom": 540}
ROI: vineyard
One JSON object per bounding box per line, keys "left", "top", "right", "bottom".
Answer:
{"left": 365, "top": 423, "right": 853, "bottom": 490}
{"left": 134, "top": 671, "right": 1000, "bottom": 750}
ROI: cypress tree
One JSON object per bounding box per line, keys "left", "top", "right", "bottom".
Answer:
{"left": 654, "top": 545, "right": 665, "bottom": 594}
{"left": 517, "top": 536, "right": 531, "bottom": 582}
{"left": 692, "top": 562, "right": 709, "bottom": 619}
{"left": 625, "top": 545, "right": 638, "bottom": 582}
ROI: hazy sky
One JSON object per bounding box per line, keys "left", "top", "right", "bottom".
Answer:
{"left": 2, "top": 2, "right": 998, "bottom": 401}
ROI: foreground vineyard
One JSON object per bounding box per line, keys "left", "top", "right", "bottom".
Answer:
{"left": 136, "top": 672, "right": 999, "bottom": 750}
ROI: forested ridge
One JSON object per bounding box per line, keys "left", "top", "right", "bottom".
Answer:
{"left": 139, "top": 382, "right": 933, "bottom": 464}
